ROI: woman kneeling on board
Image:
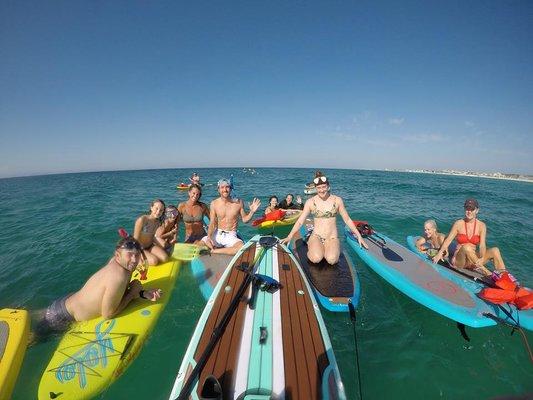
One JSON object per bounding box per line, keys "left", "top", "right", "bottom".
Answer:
{"left": 281, "top": 171, "right": 367, "bottom": 264}
{"left": 416, "top": 219, "right": 447, "bottom": 258}
{"left": 432, "top": 198, "right": 507, "bottom": 277}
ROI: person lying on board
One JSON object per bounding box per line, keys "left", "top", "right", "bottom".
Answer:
{"left": 155, "top": 205, "right": 179, "bottom": 253}
{"left": 432, "top": 198, "right": 507, "bottom": 277}
{"left": 133, "top": 199, "right": 169, "bottom": 265}
{"left": 35, "top": 237, "right": 162, "bottom": 336}
{"left": 177, "top": 184, "right": 210, "bottom": 244}
{"left": 264, "top": 195, "right": 279, "bottom": 214}
{"left": 281, "top": 171, "right": 368, "bottom": 265}
{"left": 278, "top": 193, "right": 303, "bottom": 210}
{"left": 202, "top": 178, "right": 260, "bottom": 255}
{"left": 416, "top": 219, "right": 447, "bottom": 258}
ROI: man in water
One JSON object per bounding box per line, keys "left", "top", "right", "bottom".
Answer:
{"left": 36, "top": 237, "right": 162, "bottom": 335}
{"left": 203, "top": 178, "right": 261, "bottom": 255}
{"left": 278, "top": 193, "right": 303, "bottom": 210}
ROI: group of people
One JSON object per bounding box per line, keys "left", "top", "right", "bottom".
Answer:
{"left": 416, "top": 198, "right": 508, "bottom": 277}
{"left": 36, "top": 170, "right": 507, "bottom": 338}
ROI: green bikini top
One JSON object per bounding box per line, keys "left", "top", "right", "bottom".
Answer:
{"left": 311, "top": 200, "right": 338, "bottom": 218}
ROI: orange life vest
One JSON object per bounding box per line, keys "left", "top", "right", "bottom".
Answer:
{"left": 478, "top": 272, "right": 533, "bottom": 310}
{"left": 252, "top": 209, "right": 286, "bottom": 226}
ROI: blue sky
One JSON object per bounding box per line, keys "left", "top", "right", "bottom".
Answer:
{"left": 1, "top": 1, "right": 532, "bottom": 178}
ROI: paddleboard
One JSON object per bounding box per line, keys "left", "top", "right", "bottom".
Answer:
{"left": 38, "top": 251, "right": 182, "bottom": 400}
{"left": 177, "top": 183, "right": 190, "bottom": 190}
{"left": 191, "top": 253, "right": 234, "bottom": 300}
{"left": 0, "top": 309, "right": 30, "bottom": 400}
{"left": 406, "top": 235, "right": 533, "bottom": 330}
{"left": 290, "top": 220, "right": 360, "bottom": 312}
{"left": 169, "top": 235, "right": 346, "bottom": 400}
{"left": 344, "top": 225, "right": 532, "bottom": 328}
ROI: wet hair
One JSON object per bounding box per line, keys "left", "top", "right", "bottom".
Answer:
{"left": 116, "top": 236, "right": 142, "bottom": 251}
{"left": 189, "top": 183, "right": 202, "bottom": 199}
{"left": 286, "top": 193, "right": 294, "bottom": 200}
{"left": 269, "top": 195, "right": 278, "bottom": 204}
{"left": 314, "top": 170, "right": 325, "bottom": 178}
{"left": 424, "top": 219, "right": 438, "bottom": 231}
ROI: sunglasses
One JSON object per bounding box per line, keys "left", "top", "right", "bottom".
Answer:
{"left": 313, "top": 176, "right": 328, "bottom": 185}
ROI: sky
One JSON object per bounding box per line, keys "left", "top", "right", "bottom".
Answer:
{"left": 1, "top": 1, "right": 532, "bottom": 178}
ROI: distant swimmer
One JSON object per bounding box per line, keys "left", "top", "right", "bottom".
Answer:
{"left": 281, "top": 171, "right": 367, "bottom": 265}
{"left": 189, "top": 172, "right": 202, "bottom": 186}
{"left": 416, "top": 219, "right": 447, "bottom": 258}
{"left": 133, "top": 199, "right": 169, "bottom": 265}
{"left": 35, "top": 237, "right": 162, "bottom": 336}
{"left": 203, "top": 178, "right": 260, "bottom": 255}
{"left": 177, "top": 183, "right": 210, "bottom": 244}
{"left": 432, "top": 198, "right": 507, "bottom": 277}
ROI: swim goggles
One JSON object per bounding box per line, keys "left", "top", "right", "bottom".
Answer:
{"left": 217, "top": 178, "right": 231, "bottom": 188}
{"left": 313, "top": 176, "right": 329, "bottom": 185}
{"left": 116, "top": 237, "right": 142, "bottom": 252}
{"left": 165, "top": 207, "right": 180, "bottom": 220}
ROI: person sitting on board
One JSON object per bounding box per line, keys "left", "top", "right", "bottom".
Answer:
{"left": 202, "top": 178, "right": 261, "bottom": 255}
{"left": 177, "top": 183, "right": 210, "bottom": 244}
{"left": 35, "top": 237, "right": 162, "bottom": 336}
{"left": 133, "top": 199, "right": 169, "bottom": 265}
{"left": 278, "top": 193, "right": 303, "bottom": 210}
{"left": 432, "top": 198, "right": 507, "bottom": 277}
{"left": 189, "top": 172, "right": 202, "bottom": 186}
{"left": 281, "top": 171, "right": 368, "bottom": 265}
{"left": 155, "top": 205, "right": 180, "bottom": 253}
{"left": 264, "top": 195, "right": 279, "bottom": 215}
{"left": 416, "top": 219, "right": 447, "bottom": 258}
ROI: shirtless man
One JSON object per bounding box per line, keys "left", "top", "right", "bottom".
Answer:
{"left": 36, "top": 237, "right": 162, "bottom": 335}
{"left": 203, "top": 178, "right": 261, "bottom": 255}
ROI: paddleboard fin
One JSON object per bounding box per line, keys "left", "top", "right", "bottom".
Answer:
{"left": 456, "top": 323, "right": 470, "bottom": 342}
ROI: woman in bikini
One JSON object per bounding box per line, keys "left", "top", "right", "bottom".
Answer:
{"left": 155, "top": 205, "right": 180, "bottom": 253}
{"left": 281, "top": 171, "right": 367, "bottom": 264}
{"left": 133, "top": 199, "right": 169, "bottom": 266}
{"left": 416, "top": 219, "right": 447, "bottom": 258}
{"left": 432, "top": 198, "right": 506, "bottom": 276}
{"left": 177, "top": 184, "right": 210, "bottom": 244}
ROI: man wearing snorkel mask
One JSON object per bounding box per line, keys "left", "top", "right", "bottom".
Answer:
{"left": 202, "top": 178, "right": 261, "bottom": 255}
{"left": 36, "top": 237, "right": 162, "bottom": 335}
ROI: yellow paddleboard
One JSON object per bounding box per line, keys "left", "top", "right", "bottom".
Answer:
{"left": 38, "top": 252, "right": 182, "bottom": 400}
{"left": 0, "top": 309, "right": 30, "bottom": 400}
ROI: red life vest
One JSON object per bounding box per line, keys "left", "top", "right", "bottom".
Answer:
{"left": 478, "top": 272, "right": 533, "bottom": 310}
{"left": 352, "top": 220, "right": 374, "bottom": 236}
{"left": 252, "top": 209, "right": 286, "bottom": 226}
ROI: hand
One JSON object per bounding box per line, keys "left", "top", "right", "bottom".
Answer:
{"left": 296, "top": 195, "right": 302, "bottom": 204}
{"left": 358, "top": 236, "right": 369, "bottom": 249}
{"left": 143, "top": 288, "right": 163, "bottom": 302}
{"left": 280, "top": 236, "right": 291, "bottom": 245}
{"left": 128, "top": 279, "right": 143, "bottom": 297}
{"left": 432, "top": 253, "right": 442, "bottom": 264}
{"left": 249, "top": 198, "right": 261, "bottom": 213}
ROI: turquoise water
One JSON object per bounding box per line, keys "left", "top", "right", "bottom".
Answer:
{"left": 2, "top": 168, "right": 532, "bottom": 399}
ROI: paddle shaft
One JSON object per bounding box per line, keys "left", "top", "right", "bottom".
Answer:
{"left": 176, "top": 243, "right": 269, "bottom": 400}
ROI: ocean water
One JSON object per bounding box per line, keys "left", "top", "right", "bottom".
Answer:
{"left": 1, "top": 168, "right": 532, "bottom": 399}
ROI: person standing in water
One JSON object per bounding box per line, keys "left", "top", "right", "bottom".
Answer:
{"left": 281, "top": 171, "right": 367, "bottom": 265}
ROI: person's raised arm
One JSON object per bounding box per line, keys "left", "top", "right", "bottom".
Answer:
{"left": 280, "top": 200, "right": 311, "bottom": 245}
{"left": 432, "top": 221, "right": 459, "bottom": 263}
{"left": 338, "top": 197, "right": 368, "bottom": 249}
{"left": 241, "top": 198, "right": 261, "bottom": 223}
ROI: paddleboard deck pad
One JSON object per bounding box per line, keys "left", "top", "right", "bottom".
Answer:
{"left": 170, "top": 235, "right": 345, "bottom": 400}
{"left": 291, "top": 220, "right": 360, "bottom": 312}
{"left": 38, "top": 253, "right": 182, "bottom": 400}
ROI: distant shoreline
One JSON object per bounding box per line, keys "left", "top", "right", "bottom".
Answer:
{"left": 395, "top": 169, "right": 533, "bottom": 183}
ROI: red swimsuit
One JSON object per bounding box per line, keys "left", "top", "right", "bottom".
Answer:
{"left": 456, "top": 219, "right": 480, "bottom": 245}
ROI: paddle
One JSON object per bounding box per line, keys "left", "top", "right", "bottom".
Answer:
{"left": 176, "top": 236, "right": 279, "bottom": 400}
{"left": 348, "top": 301, "right": 363, "bottom": 400}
